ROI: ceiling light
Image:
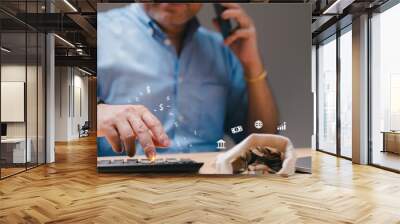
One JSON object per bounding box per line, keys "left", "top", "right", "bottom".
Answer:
{"left": 322, "top": 0, "right": 354, "bottom": 15}
{"left": 1, "top": 47, "right": 11, "bottom": 53}
{"left": 63, "top": 0, "right": 78, "bottom": 12}
{"left": 76, "top": 48, "right": 85, "bottom": 55}
{"left": 78, "top": 67, "right": 92, "bottom": 76}
{"left": 54, "top": 34, "right": 75, "bottom": 48}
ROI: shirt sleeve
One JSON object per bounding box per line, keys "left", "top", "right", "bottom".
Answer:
{"left": 223, "top": 50, "right": 248, "bottom": 143}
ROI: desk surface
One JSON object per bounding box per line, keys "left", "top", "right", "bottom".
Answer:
{"left": 381, "top": 131, "right": 400, "bottom": 134}
{"left": 1, "top": 138, "right": 26, "bottom": 143}
{"left": 98, "top": 148, "right": 312, "bottom": 174}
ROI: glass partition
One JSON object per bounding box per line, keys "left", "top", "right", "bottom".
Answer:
{"left": 1, "top": 30, "right": 28, "bottom": 177}
{"left": 0, "top": 1, "right": 46, "bottom": 179}
{"left": 38, "top": 32, "right": 45, "bottom": 165}
{"left": 27, "top": 30, "right": 38, "bottom": 169}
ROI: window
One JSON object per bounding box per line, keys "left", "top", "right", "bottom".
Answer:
{"left": 339, "top": 28, "right": 352, "bottom": 158}
{"left": 317, "top": 26, "right": 353, "bottom": 159}
{"left": 370, "top": 2, "right": 400, "bottom": 171}
{"left": 318, "top": 36, "right": 337, "bottom": 154}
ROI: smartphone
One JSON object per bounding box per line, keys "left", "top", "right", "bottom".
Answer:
{"left": 213, "top": 3, "right": 233, "bottom": 39}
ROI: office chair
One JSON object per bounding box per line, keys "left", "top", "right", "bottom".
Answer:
{"left": 79, "top": 121, "right": 90, "bottom": 138}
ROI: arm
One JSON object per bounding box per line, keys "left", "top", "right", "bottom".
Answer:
{"left": 246, "top": 68, "right": 278, "bottom": 134}
{"left": 97, "top": 104, "right": 171, "bottom": 159}
{"left": 219, "top": 3, "right": 278, "bottom": 134}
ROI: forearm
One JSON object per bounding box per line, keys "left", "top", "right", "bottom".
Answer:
{"left": 218, "top": 3, "right": 278, "bottom": 133}
{"left": 246, "top": 70, "right": 278, "bottom": 134}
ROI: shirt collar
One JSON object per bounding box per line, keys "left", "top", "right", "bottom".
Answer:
{"left": 183, "top": 17, "right": 200, "bottom": 43}
{"left": 133, "top": 4, "right": 200, "bottom": 44}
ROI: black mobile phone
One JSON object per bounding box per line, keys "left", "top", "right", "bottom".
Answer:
{"left": 213, "top": 3, "right": 233, "bottom": 39}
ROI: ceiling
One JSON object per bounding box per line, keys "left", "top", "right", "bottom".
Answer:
{"left": 311, "top": 0, "right": 390, "bottom": 44}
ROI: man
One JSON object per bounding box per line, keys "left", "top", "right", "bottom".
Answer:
{"left": 97, "top": 3, "right": 278, "bottom": 159}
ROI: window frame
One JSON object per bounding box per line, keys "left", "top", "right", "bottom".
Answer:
{"left": 315, "top": 23, "right": 353, "bottom": 161}
{"left": 367, "top": 0, "right": 400, "bottom": 173}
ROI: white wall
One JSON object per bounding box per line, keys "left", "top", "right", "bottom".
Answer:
{"left": 198, "top": 4, "right": 313, "bottom": 148}
{"left": 1, "top": 65, "right": 39, "bottom": 138}
{"left": 55, "top": 67, "right": 69, "bottom": 141}
{"left": 54, "top": 67, "right": 89, "bottom": 141}
{"left": 72, "top": 73, "right": 89, "bottom": 138}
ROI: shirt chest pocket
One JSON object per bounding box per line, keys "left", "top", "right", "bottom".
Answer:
{"left": 197, "top": 81, "right": 227, "bottom": 141}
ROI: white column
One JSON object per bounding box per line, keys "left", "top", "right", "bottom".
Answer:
{"left": 46, "top": 32, "right": 55, "bottom": 163}
{"left": 311, "top": 45, "right": 317, "bottom": 150}
{"left": 352, "top": 14, "right": 369, "bottom": 164}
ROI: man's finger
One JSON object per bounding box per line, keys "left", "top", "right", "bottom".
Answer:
{"left": 105, "top": 126, "right": 123, "bottom": 153}
{"left": 141, "top": 110, "right": 170, "bottom": 147}
{"left": 224, "top": 29, "right": 251, "bottom": 46}
{"left": 115, "top": 120, "right": 136, "bottom": 157}
{"left": 127, "top": 113, "right": 156, "bottom": 160}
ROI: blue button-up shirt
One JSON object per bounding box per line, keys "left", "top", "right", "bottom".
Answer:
{"left": 97, "top": 4, "right": 248, "bottom": 156}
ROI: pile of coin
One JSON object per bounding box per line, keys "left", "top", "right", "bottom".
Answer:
{"left": 232, "top": 146, "right": 283, "bottom": 175}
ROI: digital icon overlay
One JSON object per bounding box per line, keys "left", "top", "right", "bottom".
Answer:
{"left": 254, "top": 120, "right": 263, "bottom": 129}
{"left": 216, "top": 139, "right": 226, "bottom": 150}
{"left": 231, "top": 125, "right": 243, "bottom": 134}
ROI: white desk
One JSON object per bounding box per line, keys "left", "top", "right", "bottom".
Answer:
{"left": 1, "top": 138, "right": 31, "bottom": 163}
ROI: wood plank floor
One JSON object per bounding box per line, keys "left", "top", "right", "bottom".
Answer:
{"left": 1, "top": 136, "right": 400, "bottom": 224}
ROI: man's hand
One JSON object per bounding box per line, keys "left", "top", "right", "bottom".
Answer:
{"left": 97, "top": 104, "right": 170, "bottom": 159}
{"left": 214, "top": 3, "right": 278, "bottom": 134}
{"left": 215, "top": 3, "right": 264, "bottom": 77}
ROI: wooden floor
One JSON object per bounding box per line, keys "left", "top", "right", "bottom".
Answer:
{"left": 372, "top": 150, "right": 400, "bottom": 171}
{"left": 1, "top": 167, "right": 26, "bottom": 178}
{"left": 1, "top": 136, "right": 400, "bottom": 224}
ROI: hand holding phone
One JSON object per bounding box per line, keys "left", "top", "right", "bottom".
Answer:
{"left": 212, "top": 3, "right": 264, "bottom": 79}
{"left": 213, "top": 3, "right": 233, "bottom": 39}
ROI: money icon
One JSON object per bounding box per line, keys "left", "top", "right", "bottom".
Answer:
{"left": 159, "top": 104, "right": 164, "bottom": 111}
{"left": 146, "top": 85, "right": 151, "bottom": 94}
{"left": 231, "top": 125, "right": 243, "bottom": 134}
{"left": 166, "top": 96, "right": 170, "bottom": 101}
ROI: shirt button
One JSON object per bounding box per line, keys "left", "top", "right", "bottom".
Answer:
{"left": 147, "top": 27, "right": 154, "bottom": 36}
{"left": 164, "top": 39, "right": 171, "bottom": 46}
